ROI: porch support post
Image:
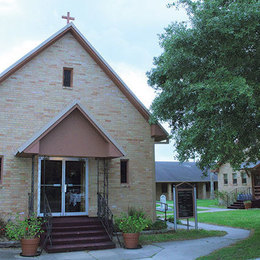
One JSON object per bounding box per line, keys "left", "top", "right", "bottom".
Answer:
{"left": 202, "top": 183, "right": 207, "bottom": 199}
{"left": 29, "top": 155, "right": 35, "bottom": 216}
{"left": 210, "top": 172, "right": 215, "bottom": 199}
{"left": 167, "top": 183, "right": 172, "bottom": 201}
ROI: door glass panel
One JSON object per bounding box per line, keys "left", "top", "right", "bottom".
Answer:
{"left": 40, "top": 160, "right": 62, "bottom": 213}
{"left": 65, "top": 161, "right": 85, "bottom": 213}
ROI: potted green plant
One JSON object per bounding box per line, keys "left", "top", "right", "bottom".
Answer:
{"left": 117, "top": 212, "right": 149, "bottom": 249}
{"left": 5, "top": 214, "right": 44, "bottom": 256}
{"left": 243, "top": 200, "right": 252, "bottom": 209}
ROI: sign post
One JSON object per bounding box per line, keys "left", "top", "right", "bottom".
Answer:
{"left": 194, "top": 185, "right": 198, "bottom": 230}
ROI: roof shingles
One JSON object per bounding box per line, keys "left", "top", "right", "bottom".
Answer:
{"left": 155, "top": 161, "right": 217, "bottom": 183}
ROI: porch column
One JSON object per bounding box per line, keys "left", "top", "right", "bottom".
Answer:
{"left": 210, "top": 172, "right": 215, "bottom": 199}
{"left": 29, "top": 155, "right": 35, "bottom": 216}
{"left": 167, "top": 183, "right": 172, "bottom": 201}
{"left": 202, "top": 183, "right": 207, "bottom": 199}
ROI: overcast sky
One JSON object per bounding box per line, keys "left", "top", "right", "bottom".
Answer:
{"left": 0, "top": 0, "right": 188, "bottom": 161}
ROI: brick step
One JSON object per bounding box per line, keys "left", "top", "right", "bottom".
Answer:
{"left": 51, "top": 220, "right": 102, "bottom": 228}
{"left": 50, "top": 222, "right": 103, "bottom": 229}
{"left": 52, "top": 217, "right": 100, "bottom": 226}
{"left": 52, "top": 216, "right": 98, "bottom": 222}
{"left": 50, "top": 235, "right": 110, "bottom": 245}
{"left": 41, "top": 216, "right": 115, "bottom": 253}
{"left": 46, "top": 241, "right": 115, "bottom": 253}
{"left": 228, "top": 206, "right": 245, "bottom": 209}
{"left": 232, "top": 202, "right": 244, "bottom": 206}
{"left": 51, "top": 225, "right": 105, "bottom": 232}
{"left": 48, "top": 230, "right": 107, "bottom": 239}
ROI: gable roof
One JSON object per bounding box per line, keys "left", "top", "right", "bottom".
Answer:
{"left": 240, "top": 160, "right": 260, "bottom": 169}
{"left": 0, "top": 23, "right": 168, "bottom": 142}
{"left": 16, "top": 101, "right": 125, "bottom": 158}
{"left": 155, "top": 161, "right": 218, "bottom": 183}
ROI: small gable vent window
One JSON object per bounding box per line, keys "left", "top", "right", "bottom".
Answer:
{"left": 63, "top": 68, "right": 73, "bottom": 87}
{"left": 120, "top": 159, "right": 128, "bottom": 184}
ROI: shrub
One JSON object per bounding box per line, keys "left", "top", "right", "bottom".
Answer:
{"left": 114, "top": 218, "right": 121, "bottom": 232}
{"left": 5, "top": 214, "right": 44, "bottom": 240}
{"left": 215, "top": 191, "right": 236, "bottom": 207}
{"left": 0, "top": 217, "right": 6, "bottom": 238}
{"left": 116, "top": 213, "right": 149, "bottom": 233}
{"left": 144, "top": 218, "right": 153, "bottom": 230}
{"left": 168, "top": 216, "right": 181, "bottom": 224}
{"left": 127, "top": 207, "right": 146, "bottom": 219}
{"left": 150, "top": 220, "right": 167, "bottom": 230}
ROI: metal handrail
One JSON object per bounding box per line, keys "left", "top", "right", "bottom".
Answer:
{"left": 40, "top": 193, "right": 53, "bottom": 254}
{"left": 224, "top": 186, "right": 253, "bottom": 207}
{"left": 157, "top": 202, "right": 168, "bottom": 221}
{"left": 97, "top": 192, "right": 122, "bottom": 247}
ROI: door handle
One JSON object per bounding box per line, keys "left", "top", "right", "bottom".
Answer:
{"left": 64, "top": 184, "right": 67, "bottom": 193}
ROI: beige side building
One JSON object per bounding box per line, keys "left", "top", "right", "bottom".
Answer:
{"left": 218, "top": 162, "right": 260, "bottom": 202}
{"left": 0, "top": 23, "right": 168, "bottom": 221}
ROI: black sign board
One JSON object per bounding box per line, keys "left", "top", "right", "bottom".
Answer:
{"left": 176, "top": 183, "right": 194, "bottom": 219}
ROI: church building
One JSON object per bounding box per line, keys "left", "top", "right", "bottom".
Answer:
{"left": 0, "top": 19, "right": 168, "bottom": 245}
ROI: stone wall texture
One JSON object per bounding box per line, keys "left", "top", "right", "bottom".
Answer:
{"left": 0, "top": 32, "right": 156, "bottom": 220}
{"left": 218, "top": 163, "right": 252, "bottom": 193}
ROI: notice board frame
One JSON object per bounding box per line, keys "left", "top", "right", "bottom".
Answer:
{"left": 176, "top": 182, "right": 195, "bottom": 219}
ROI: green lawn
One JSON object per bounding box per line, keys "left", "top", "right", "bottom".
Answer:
{"left": 195, "top": 209, "right": 260, "bottom": 260}
{"left": 196, "top": 199, "right": 225, "bottom": 208}
{"left": 156, "top": 199, "right": 224, "bottom": 209}
{"left": 156, "top": 208, "right": 207, "bottom": 216}
{"left": 140, "top": 229, "right": 226, "bottom": 244}
{"left": 156, "top": 199, "right": 221, "bottom": 218}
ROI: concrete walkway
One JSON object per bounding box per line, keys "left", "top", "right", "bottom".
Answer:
{"left": 157, "top": 206, "right": 235, "bottom": 217}
{"left": 197, "top": 206, "right": 236, "bottom": 213}
{"left": 0, "top": 221, "right": 250, "bottom": 260}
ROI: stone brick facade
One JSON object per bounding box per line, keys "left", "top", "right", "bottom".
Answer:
{"left": 0, "top": 30, "right": 157, "bottom": 220}
{"left": 218, "top": 163, "right": 252, "bottom": 193}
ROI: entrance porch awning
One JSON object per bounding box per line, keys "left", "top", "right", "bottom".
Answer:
{"left": 16, "top": 101, "right": 125, "bottom": 158}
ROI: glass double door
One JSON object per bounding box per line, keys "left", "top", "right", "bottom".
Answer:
{"left": 39, "top": 158, "right": 88, "bottom": 216}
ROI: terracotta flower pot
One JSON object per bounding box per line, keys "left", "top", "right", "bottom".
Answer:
{"left": 123, "top": 233, "right": 139, "bottom": 249}
{"left": 21, "top": 237, "right": 40, "bottom": 256}
{"left": 244, "top": 202, "right": 252, "bottom": 209}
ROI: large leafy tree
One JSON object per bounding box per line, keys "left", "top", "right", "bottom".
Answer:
{"left": 147, "top": 0, "right": 260, "bottom": 170}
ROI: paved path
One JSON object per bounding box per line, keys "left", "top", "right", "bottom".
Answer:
{"left": 0, "top": 221, "right": 250, "bottom": 260}
{"left": 157, "top": 206, "right": 235, "bottom": 217}
{"left": 196, "top": 206, "right": 235, "bottom": 213}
